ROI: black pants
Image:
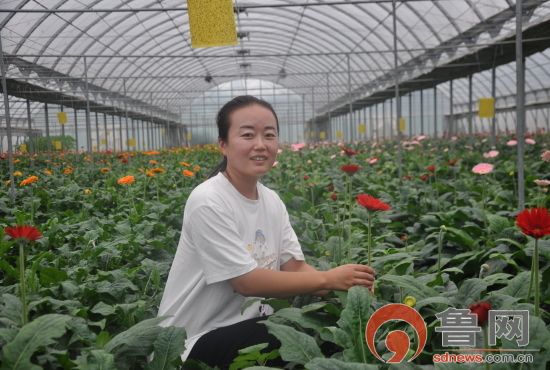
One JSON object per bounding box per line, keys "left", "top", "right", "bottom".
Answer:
{"left": 185, "top": 316, "right": 287, "bottom": 369}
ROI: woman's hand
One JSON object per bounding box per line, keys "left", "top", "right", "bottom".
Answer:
{"left": 325, "top": 264, "right": 375, "bottom": 291}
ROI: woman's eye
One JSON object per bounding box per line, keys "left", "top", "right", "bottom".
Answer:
{"left": 242, "top": 133, "right": 253, "bottom": 138}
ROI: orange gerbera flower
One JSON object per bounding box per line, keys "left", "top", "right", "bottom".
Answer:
{"left": 43, "top": 169, "right": 53, "bottom": 176}
{"left": 100, "top": 167, "right": 110, "bottom": 173}
{"left": 180, "top": 161, "right": 190, "bottom": 167}
{"left": 145, "top": 169, "right": 156, "bottom": 177}
{"left": 13, "top": 171, "right": 23, "bottom": 177}
{"left": 182, "top": 170, "right": 194, "bottom": 177}
{"left": 20, "top": 175, "right": 39, "bottom": 186}
{"left": 193, "top": 165, "right": 201, "bottom": 172}
{"left": 63, "top": 167, "right": 73, "bottom": 175}
{"left": 151, "top": 167, "right": 166, "bottom": 174}
{"left": 149, "top": 160, "right": 158, "bottom": 165}
{"left": 117, "top": 175, "right": 135, "bottom": 185}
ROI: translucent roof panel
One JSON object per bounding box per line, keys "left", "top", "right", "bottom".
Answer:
{"left": 1, "top": 0, "right": 549, "bottom": 118}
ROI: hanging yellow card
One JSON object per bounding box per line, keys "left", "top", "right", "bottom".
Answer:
{"left": 57, "top": 112, "right": 67, "bottom": 125}
{"left": 127, "top": 138, "right": 136, "bottom": 147}
{"left": 358, "top": 123, "right": 366, "bottom": 134}
{"left": 53, "top": 140, "right": 62, "bottom": 150}
{"left": 399, "top": 117, "right": 406, "bottom": 133}
{"left": 187, "top": 0, "right": 238, "bottom": 48}
{"left": 336, "top": 130, "right": 343, "bottom": 139}
{"left": 319, "top": 131, "right": 326, "bottom": 140}
{"left": 478, "top": 97, "right": 495, "bottom": 118}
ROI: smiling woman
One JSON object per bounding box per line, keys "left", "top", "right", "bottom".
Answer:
{"left": 157, "top": 96, "right": 376, "bottom": 368}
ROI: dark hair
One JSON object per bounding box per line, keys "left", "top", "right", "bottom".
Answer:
{"left": 208, "top": 95, "right": 279, "bottom": 178}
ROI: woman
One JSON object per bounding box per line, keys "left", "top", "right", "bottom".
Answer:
{"left": 158, "top": 95, "right": 375, "bottom": 368}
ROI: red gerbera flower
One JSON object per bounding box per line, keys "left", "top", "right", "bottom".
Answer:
{"left": 4, "top": 225, "right": 42, "bottom": 242}
{"left": 330, "top": 192, "right": 338, "bottom": 201}
{"left": 469, "top": 301, "right": 492, "bottom": 326}
{"left": 356, "top": 194, "right": 391, "bottom": 212}
{"left": 426, "top": 165, "right": 436, "bottom": 173}
{"left": 516, "top": 208, "right": 550, "bottom": 239}
{"left": 341, "top": 164, "right": 360, "bottom": 175}
{"left": 342, "top": 147, "right": 358, "bottom": 157}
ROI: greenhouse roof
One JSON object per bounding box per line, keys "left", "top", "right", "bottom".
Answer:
{"left": 1, "top": 0, "right": 550, "bottom": 121}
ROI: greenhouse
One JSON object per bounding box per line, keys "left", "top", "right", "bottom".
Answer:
{"left": 0, "top": 0, "right": 549, "bottom": 369}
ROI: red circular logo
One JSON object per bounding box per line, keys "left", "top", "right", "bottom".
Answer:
{"left": 365, "top": 303, "right": 427, "bottom": 363}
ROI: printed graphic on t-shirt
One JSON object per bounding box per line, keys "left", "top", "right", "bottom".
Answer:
{"left": 248, "top": 229, "right": 277, "bottom": 269}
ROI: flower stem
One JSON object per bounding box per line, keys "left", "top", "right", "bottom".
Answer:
{"left": 347, "top": 176, "right": 352, "bottom": 261}
{"left": 534, "top": 238, "right": 540, "bottom": 317}
{"left": 19, "top": 243, "right": 28, "bottom": 325}
{"left": 367, "top": 211, "right": 372, "bottom": 266}
{"left": 437, "top": 226, "right": 446, "bottom": 275}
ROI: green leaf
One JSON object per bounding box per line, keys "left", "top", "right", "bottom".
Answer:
{"left": 74, "top": 349, "right": 116, "bottom": 370}
{"left": 91, "top": 302, "right": 116, "bottom": 316}
{"left": 487, "top": 214, "right": 511, "bottom": 236}
{"left": 271, "top": 307, "right": 332, "bottom": 332}
{"left": 0, "top": 293, "right": 22, "bottom": 326}
{"left": 105, "top": 317, "right": 165, "bottom": 369}
{"left": 38, "top": 267, "right": 68, "bottom": 286}
{"left": 445, "top": 227, "right": 475, "bottom": 249}
{"left": 415, "top": 296, "right": 452, "bottom": 310}
{"left": 305, "top": 358, "right": 379, "bottom": 369}
{"left": 1, "top": 314, "right": 71, "bottom": 370}
{"left": 336, "top": 286, "right": 373, "bottom": 363}
{"left": 495, "top": 271, "right": 531, "bottom": 299}
{"left": 378, "top": 275, "right": 439, "bottom": 300}
{"left": 146, "top": 326, "right": 186, "bottom": 370}
{"left": 263, "top": 321, "right": 322, "bottom": 365}
{"left": 451, "top": 278, "right": 488, "bottom": 307}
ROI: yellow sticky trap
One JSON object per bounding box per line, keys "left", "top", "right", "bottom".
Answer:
{"left": 57, "top": 112, "right": 67, "bottom": 125}
{"left": 399, "top": 117, "right": 406, "bottom": 133}
{"left": 336, "top": 130, "right": 343, "bottom": 139}
{"left": 358, "top": 123, "right": 366, "bottom": 134}
{"left": 53, "top": 140, "right": 62, "bottom": 150}
{"left": 187, "top": 0, "right": 238, "bottom": 48}
{"left": 186, "top": 132, "right": 193, "bottom": 141}
{"left": 319, "top": 131, "right": 326, "bottom": 140}
{"left": 100, "top": 139, "right": 107, "bottom": 145}
{"left": 19, "top": 143, "right": 27, "bottom": 153}
{"left": 127, "top": 138, "right": 136, "bottom": 147}
{"left": 478, "top": 97, "right": 495, "bottom": 118}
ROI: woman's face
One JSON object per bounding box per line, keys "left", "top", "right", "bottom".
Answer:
{"left": 220, "top": 104, "right": 279, "bottom": 180}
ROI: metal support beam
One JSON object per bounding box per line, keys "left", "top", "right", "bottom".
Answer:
{"left": 420, "top": 89, "right": 424, "bottom": 134}
{"left": 516, "top": 0, "right": 525, "bottom": 210}
{"left": 44, "top": 102, "right": 50, "bottom": 140}
{"left": 83, "top": 56, "right": 92, "bottom": 152}
{"left": 491, "top": 66, "right": 497, "bottom": 148}
{"left": 433, "top": 86, "right": 437, "bottom": 138}
{"left": 468, "top": 74, "right": 473, "bottom": 136}
{"left": 449, "top": 80, "right": 454, "bottom": 137}
{"left": 0, "top": 32, "right": 15, "bottom": 200}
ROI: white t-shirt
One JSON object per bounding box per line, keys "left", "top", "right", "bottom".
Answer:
{"left": 157, "top": 173, "right": 305, "bottom": 360}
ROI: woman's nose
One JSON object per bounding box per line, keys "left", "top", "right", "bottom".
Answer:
{"left": 253, "top": 136, "right": 266, "bottom": 149}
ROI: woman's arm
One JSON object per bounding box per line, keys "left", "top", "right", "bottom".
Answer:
{"left": 230, "top": 260, "right": 375, "bottom": 298}
{"left": 280, "top": 258, "right": 330, "bottom": 296}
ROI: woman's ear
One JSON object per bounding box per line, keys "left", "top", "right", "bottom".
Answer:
{"left": 218, "top": 138, "right": 227, "bottom": 156}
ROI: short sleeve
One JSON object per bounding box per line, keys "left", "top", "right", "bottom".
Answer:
{"left": 279, "top": 205, "right": 305, "bottom": 265}
{"left": 188, "top": 204, "right": 257, "bottom": 284}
